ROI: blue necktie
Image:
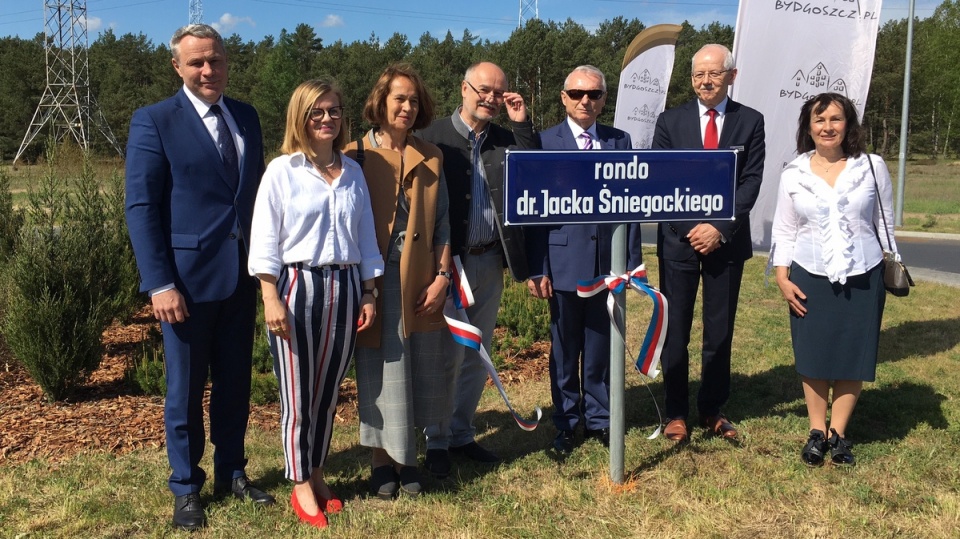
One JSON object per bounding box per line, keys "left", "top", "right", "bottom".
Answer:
{"left": 210, "top": 104, "right": 239, "bottom": 189}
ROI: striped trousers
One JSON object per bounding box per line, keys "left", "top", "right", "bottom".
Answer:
{"left": 271, "top": 262, "right": 360, "bottom": 481}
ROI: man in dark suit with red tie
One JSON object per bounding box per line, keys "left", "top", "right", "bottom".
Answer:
{"left": 653, "top": 44, "right": 765, "bottom": 443}
{"left": 125, "top": 24, "right": 274, "bottom": 530}
{"left": 526, "top": 65, "right": 642, "bottom": 455}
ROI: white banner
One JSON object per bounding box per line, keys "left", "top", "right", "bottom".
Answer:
{"left": 614, "top": 32, "right": 677, "bottom": 149}
{"left": 731, "top": 0, "right": 883, "bottom": 249}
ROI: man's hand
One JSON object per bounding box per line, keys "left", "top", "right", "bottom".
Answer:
{"left": 527, "top": 275, "right": 553, "bottom": 299}
{"left": 151, "top": 288, "right": 189, "bottom": 323}
{"left": 503, "top": 92, "right": 528, "bottom": 122}
{"left": 687, "top": 223, "right": 723, "bottom": 255}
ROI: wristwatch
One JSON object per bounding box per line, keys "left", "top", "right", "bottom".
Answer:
{"left": 362, "top": 288, "right": 379, "bottom": 298}
{"left": 436, "top": 270, "right": 453, "bottom": 280}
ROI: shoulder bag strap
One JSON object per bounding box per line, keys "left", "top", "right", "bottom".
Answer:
{"left": 866, "top": 155, "right": 895, "bottom": 253}
{"left": 355, "top": 136, "right": 365, "bottom": 169}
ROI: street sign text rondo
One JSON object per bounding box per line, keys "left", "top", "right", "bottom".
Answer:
{"left": 504, "top": 149, "right": 738, "bottom": 226}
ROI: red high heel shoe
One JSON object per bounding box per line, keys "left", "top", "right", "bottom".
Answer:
{"left": 291, "top": 489, "right": 328, "bottom": 528}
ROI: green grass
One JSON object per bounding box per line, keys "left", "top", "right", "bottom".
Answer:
{"left": 2, "top": 257, "right": 959, "bottom": 537}
{"left": 894, "top": 159, "right": 960, "bottom": 234}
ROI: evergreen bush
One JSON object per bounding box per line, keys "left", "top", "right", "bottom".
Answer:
{"left": 493, "top": 274, "right": 551, "bottom": 367}
{"left": 3, "top": 150, "right": 140, "bottom": 401}
{"left": 125, "top": 326, "right": 166, "bottom": 396}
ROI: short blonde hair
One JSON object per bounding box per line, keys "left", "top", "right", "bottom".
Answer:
{"left": 281, "top": 79, "right": 347, "bottom": 157}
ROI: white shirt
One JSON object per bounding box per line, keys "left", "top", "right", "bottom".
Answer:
{"left": 770, "top": 152, "right": 898, "bottom": 284}
{"left": 247, "top": 152, "right": 385, "bottom": 281}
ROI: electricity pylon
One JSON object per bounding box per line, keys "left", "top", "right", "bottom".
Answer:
{"left": 13, "top": 1, "right": 122, "bottom": 164}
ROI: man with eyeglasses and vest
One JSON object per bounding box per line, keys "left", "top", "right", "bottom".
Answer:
{"left": 653, "top": 43, "right": 765, "bottom": 444}
{"left": 418, "top": 61, "right": 539, "bottom": 476}
{"left": 525, "top": 65, "right": 642, "bottom": 455}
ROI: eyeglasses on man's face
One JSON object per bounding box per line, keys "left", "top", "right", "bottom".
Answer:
{"left": 692, "top": 70, "right": 729, "bottom": 82}
{"left": 309, "top": 106, "right": 343, "bottom": 121}
{"left": 564, "top": 89, "right": 604, "bottom": 101}
{"left": 464, "top": 80, "right": 505, "bottom": 101}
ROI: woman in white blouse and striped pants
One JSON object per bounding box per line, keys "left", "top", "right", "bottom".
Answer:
{"left": 248, "top": 79, "right": 384, "bottom": 528}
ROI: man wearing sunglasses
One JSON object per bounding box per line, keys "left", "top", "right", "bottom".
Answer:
{"left": 652, "top": 44, "right": 766, "bottom": 444}
{"left": 419, "top": 61, "right": 540, "bottom": 477}
{"left": 526, "top": 65, "right": 643, "bottom": 455}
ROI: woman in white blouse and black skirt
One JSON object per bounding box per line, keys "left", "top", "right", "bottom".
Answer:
{"left": 770, "top": 92, "right": 897, "bottom": 467}
{"left": 248, "top": 79, "right": 384, "bottom": 528}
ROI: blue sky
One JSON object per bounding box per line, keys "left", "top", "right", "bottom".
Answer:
{"left": 0, "top": 0, "right": 943, "bottom": 46}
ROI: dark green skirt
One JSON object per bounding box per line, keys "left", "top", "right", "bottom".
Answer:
{"left": 789, "top": 262, "right": 885, "bottom": 382}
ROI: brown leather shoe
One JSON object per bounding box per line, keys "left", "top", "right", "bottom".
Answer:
{"left": 701, "top": 414, "right": 738, "bottom": 439}
{"left": 664, "top": 419, "right": 688, "bottom": 442}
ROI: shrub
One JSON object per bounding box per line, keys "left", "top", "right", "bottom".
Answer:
{"left": 125, "top": 326, "right": 166, "bottom": 396}
{"left": 493, "top": 274, "right": 551, "bottom": 368}
{"left": 0, "top": 168, "right": 24, "bottom": 261}
{"left": 3, "top": 149, "right": 139, "bottom": 401}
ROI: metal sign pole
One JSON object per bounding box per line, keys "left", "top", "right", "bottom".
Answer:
{"left": 609, "top": 224, "right": 626, "bottom": 483}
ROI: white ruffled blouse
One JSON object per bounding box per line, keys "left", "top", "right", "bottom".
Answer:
{"left": 770, "top": 151, "right": 898, "bottom": 284}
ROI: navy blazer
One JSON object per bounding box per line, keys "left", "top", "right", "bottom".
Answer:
{"left": 525, "top": 121, "right": 643, "bottom": 291}
{"left": 652, "top": 98, "right": 765, "bottom": 262}
{"left": 125, "top": 88, "right": 265, "bottom": 304}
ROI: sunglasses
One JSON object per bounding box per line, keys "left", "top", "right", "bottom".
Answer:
{"left": 564, "top": 89, "right": 604, "bottom": 101}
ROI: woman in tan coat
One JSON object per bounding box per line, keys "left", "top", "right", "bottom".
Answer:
{"left": 345, "top": 63, "right": 453, "bottom": 499}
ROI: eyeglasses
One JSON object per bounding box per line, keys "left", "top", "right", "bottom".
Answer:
{"left": 308, "top": 106, "right": 343, "bottom": 121}
{"left": 692, "top": 70, "right": 729, "bottom": 82}
{"left": 564, "top": 89, "right": 604, "bottom": 101}
{"left": 464, "top": 80, "right": 505, "bottom": 101}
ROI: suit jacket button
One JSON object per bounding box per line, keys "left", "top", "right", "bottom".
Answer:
{"left": 229, "top": 233, "right": 237, "bottom": 240}
{"left": 465, "top": 193, "right": 472, "bottom": 200}
{"left": 412, "top": 232, "right": 420, "bottom": 240}
{"left": 591, "top": 235, "right": 597, "bottom": 240}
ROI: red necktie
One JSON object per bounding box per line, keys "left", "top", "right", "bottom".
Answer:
{"left": 703, "top": 108, "right": 718, "bottom": 150}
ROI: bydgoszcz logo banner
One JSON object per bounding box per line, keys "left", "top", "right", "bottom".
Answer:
{"left": 731, "top": 0, "right": 883, "bottom": 248}
{"left": 614, "top": 24, "right": 682, "bottom": 150}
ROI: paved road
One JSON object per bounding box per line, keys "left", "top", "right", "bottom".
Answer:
{"left": 636, "top": 224, "right": 960, "bottom": 287}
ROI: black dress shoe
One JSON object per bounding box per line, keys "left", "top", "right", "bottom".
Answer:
{"left": 424, "top": 448, "right": 451, "bottom": 478}
{"left": 585, "top": 427, "right": 610, "bottom": 447}
{"left": 214, "top": 475, "right": 276, "bottom": 505}
{"left": 450, "top": 441, "right": 501, "bottom": 463}
{"left": 552, "top": 430, "right": 575, "bottom": 455}
{"left": 172, "top": 493, "right": 206, "bottom": 530}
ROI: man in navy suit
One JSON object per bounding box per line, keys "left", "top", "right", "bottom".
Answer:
{"left": 652, "top": 44, "right": 765, "bottom": 443}
{"left": 125, "top": 24, "right": 274, "bottom": 530}
{"left": 526, "top": 65, "right": 642, "bottom": 455}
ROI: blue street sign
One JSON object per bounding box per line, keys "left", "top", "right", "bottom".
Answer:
{"left": 504, "top": 149, "right": 738, "bottom": 225}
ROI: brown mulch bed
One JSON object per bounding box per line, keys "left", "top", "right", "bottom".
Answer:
{"left": 0, "top": 307, "right": 549, "bottom": 466}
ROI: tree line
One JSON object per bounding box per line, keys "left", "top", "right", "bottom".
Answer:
{"left": 1, "top": 0, "right": 959, "bottom": 163}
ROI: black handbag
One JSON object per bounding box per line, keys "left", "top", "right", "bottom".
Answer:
{"left": 867, "top": 156, "right": 914, "bottom": 296}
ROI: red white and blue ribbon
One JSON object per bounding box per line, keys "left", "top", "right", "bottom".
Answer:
{"left": 576, "top": 265, "right": 667, "bottom": 379}
{"left": 442, "top": 256, "right": 542, "bottom": 431}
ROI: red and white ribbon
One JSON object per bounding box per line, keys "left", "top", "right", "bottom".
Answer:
{"left": 442, "top": 256, "right": 541, "bottom": 431}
